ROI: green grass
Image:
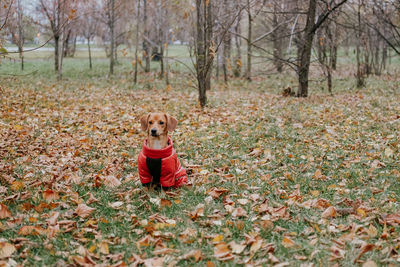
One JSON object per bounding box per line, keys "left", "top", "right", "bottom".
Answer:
{"left": 0, "top": 51, "right": 399, "bottom": 266}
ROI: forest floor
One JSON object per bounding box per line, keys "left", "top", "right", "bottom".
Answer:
{"left": 0, "top": 57, "right": 400, "bottom": 266}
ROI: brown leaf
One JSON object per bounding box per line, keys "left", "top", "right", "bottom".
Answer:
{"left": 207, "top": 187, "right": 229, "bottom": 199}
{"left": 144, "top": 257, "right": 164, "bottom": 267}
{"left": 322, "top": 206, "right": 337, "bottom": 219}
{"left": 362, "top": 260, "right": 377, "bottom": 267}
{"left": 188, "top": 204, "right": 204, "bottom": 220}
{"left": 74, "top": 204, "right": 95, "bottom": 218}
{"left": 0, "top": 204, "right": 11, "bottom": 219}
{"left": 250, "top": 239, "right": 262, "bottom": 255}
{"left": 232, "top": 207, "right": 247, "bottom": 218}
{"left": 99, "top": 241, "right": 109, "bottom": 254}
{"left": 18, "top": 226, "right": 47, "bottom": 236}
{"left": 354, "top": 243, "right": 375, "bottom": 263}
{"left": 161, "top": 199, "right": 172, "bottom": 208}
{"left": 103, "top": 175, "right": 121, "bottom": 187}
{"left": 0, "top": 242, "right": 16, "bottom": 259}
{"left": 229, "top": 241, "right": 246, "bottom": 254}
{"left": 384, "top": 214, "right": 400, "bottom": 226}
{"left": 42, "top": 189, "right": 59, "bottom": 202}
{"left": 214, "top": 242, "right": 232, "bottom": 260}
{"left": 181, "top": 249, "right": 202, "bottom": 262}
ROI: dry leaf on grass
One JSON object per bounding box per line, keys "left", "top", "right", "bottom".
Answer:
{"left": 0, "top": 242, "right": 16, "bottom": 259}
{"left": 42, "top": 189, "right": 60, "bottom": 202}
{"left": 74, "top": 204, "right": 95, "bottom": 218}
{"left": 322, "top": 206, "right": 337, "bottom": 219}
{"left": 0, "top": 204, "right": 11, "bottom": 219}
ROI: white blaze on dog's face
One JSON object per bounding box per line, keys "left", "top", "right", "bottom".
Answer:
{"left": 140, "top": 112, "right": 177, "bottom": 137}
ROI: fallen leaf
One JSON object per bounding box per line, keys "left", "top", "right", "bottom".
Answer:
{"left": 75, "top": 204, "right": 95, "bottom": 218}
{"left": 98, "top": 241, "right": 109, "bottom": 254}
{"left": 322, "top": 206, "right": 337, "bottom": 219}
{"left": 144, "top": 257, "right": 164, "bottom": 267}
{"left": 0, "top": 242, "right": 16, "bottom": 259}
{"left": 354, "top": 243, "right": 374, "bottom": 263}
{"left": 281, "top": 237, "right": 295, "bottom": 248}
{"left": 229, "top": 241, "right": 246, "bottom": 254}
{"left": 232, "top": 207, "right": 247, "bottom": 218}
{"left": 181, "top": 249, "right": 202, "bottom": 262}
{"left": 42, "top": 189, "right": 59, "bottom": 202}
{"left": 0, "top": 204, "right": 11, "bottom": 219}
{"left": 161, "top": 199, "right": 172, "bottom": 207}
{"left": 103, "top": 175, "right": 121, "bottom": 187}
{"left": 362, "top": 260, "right": 377, "bottom": 267}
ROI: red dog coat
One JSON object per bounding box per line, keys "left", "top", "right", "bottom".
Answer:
{"left": 138, "top": 137, "right": 187, "bottom": 187}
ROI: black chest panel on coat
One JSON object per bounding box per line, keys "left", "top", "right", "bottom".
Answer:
{"left": 146, "top": 157, "right": 162, "bottom": 184}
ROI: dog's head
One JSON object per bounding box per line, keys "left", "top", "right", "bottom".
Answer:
{"left": 140, "top": 112, "right": 177, "bottom": 137}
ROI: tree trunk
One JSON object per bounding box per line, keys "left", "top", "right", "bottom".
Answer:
{"left": 233, "top": 10, "right": 242, "bottom": 77}
{"left": 205, "top": 0, "right": 212, "bottom": 91}
{"left": 272, "top": 2, "right": 283, "bottom": 73}
{"left": 88, "top": 37, "right": 92, "bottom": 69}
{"left": 196, "top": 0, "right": 207, "bottom": 107}
{"left": 143, "top": 0, "right": 150, "bottom": 72}
{"left": 110, "top": 0, "right": 115, "bottom": 75}
{"left": 165, "top": 0, "right": 170, "bottom": 85}
{"left": 245, "top": 0, "right": 252, "bottom": 81}
{"left": 54, "top": 35, "right": 59, "bottom": 71}
{"left": 134, "top": 0, "right": 141, "bottom": 84}
{"left": 57, "top": 31, "right": 64, "bottom": 80}
{"left": 297, "top": 0, "right": 317, "bottom": 97}
{"left": 356, "top": 0, "right": 364, "bottom": 88}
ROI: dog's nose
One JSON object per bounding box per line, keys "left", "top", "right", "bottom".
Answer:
{"left": 151, "top": 129, "right": 157, "bottom": 134}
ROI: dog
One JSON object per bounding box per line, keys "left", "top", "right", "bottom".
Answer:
{"left": 137, "top": 112, "right": 187, "bottom": 188}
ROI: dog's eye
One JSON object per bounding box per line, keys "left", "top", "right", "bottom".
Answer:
{"left": 149, "top": 121, "right": 153, "bottom": 125}
{"left": 159, "top": 121, "right": 164, "bottom": 125}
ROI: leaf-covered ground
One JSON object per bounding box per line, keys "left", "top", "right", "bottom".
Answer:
{"left": 0, "top": 74, "right": 399, "bottom": 266}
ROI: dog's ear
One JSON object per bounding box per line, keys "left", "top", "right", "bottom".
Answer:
{"left": 140, "top": 114, "right": 149, "bottom": 131}
{"left": 166, "top": 114, "right": 177, "bottom": 132}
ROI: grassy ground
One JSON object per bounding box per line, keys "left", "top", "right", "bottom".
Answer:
{"left": 0, "top": 52, "right": 399, "bottom": 266}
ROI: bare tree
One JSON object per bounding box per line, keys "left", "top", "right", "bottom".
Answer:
{"left": 79, "top": 1, "right": 99, "bottom": 70}
{"left": 39, "top": 0, "right": 76, "bottom": 79}
{"left": 297, "top": 0, "right": 348, "bottom": 97}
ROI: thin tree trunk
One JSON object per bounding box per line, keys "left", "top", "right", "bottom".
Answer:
{"left": 196, "top": 0, "right": 206, "bottom": 107}
{"left": 165, "top": 0, "right": 170, "bottom": 85}
{"left": 143, "top": 0, "right": 150, "bottom": 72}
{"left": 134, "top": 0, "right": 141, "bottom": 84}
{"left": 272, "top": 2, "right": 283, "bottom": 73}
{"left": 55, "top": 35, "right": 59, "bottom": 71}
{"left": 356, "top": 0, "right": 364, "bottom": 88}
{"left": 297, "top": 0, "right": 317, "bottom": 97}
{"left": 57, "top": 31, "right": 64, "bottom": 80}
{"left": 109, "top": 0, "right": 115, "bottom": 75}
{"left": 245, "top": 0, "right": 252, "bottom": 81}
{"left": 205, "top": 0, "right": 212, "bottom": 91}
{"left": 87, "top": 37, "right": 92, "bottom": 69}
{"left": 233, "top": 10, "right": 242, "bottom": 77}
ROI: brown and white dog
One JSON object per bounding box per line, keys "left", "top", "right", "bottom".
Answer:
{"left": 137, "top": 112, "right": 187, "bottom": 188}
{"left": 140, "top": 112, "right": 177, "bottom": 149}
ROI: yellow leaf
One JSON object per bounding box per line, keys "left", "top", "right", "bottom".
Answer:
{"left": 357, "top": 208, "right": 366, "bottom": 218}
{"left": 282, "top": 237, "right": 295, "bottom": 248}
{"left": 88, "top": 244, "right": 96, "bottom": 253}
{"left": 11, "top": 180, "right": 25, "bottom": 191}
{"left": 212, "top": 234, "right": 223, "bottom": 244}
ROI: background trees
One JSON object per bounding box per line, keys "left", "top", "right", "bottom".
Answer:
{"left": 1, "top": 0, "right": 400, "bottom": 105}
